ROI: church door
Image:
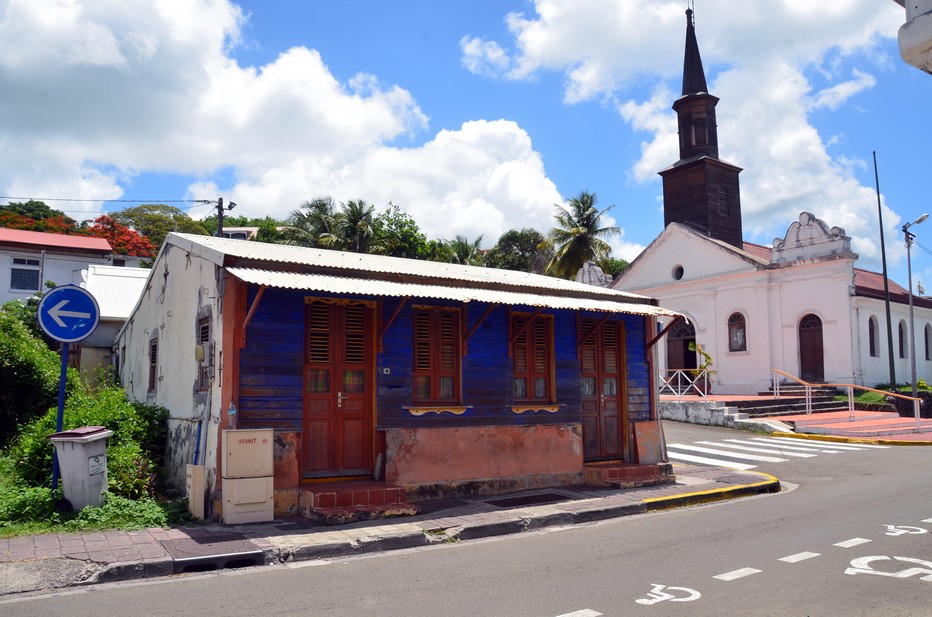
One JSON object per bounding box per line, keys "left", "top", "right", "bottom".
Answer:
{"left": 799, "top": 313, "right": 824, "bottom": 383}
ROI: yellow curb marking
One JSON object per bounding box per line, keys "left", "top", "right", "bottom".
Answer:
{"left": 643, "top": 471, "right": 779, "bottom": 505}
{"left": 770, "top": 431, "right": 932, "bottom": 447}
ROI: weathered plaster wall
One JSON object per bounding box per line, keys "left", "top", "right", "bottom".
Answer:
{"left": 384, "top": 424, "right": 583, "bottom": 497}
{"left": 114, "top": 240, "right": 224, "bottom": 495}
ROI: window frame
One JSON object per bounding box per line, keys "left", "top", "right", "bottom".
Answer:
{"left": 412, "top": 306, "right": 461, "bottom": 405}
{"left": 9, "top": 256, "right": 41, "bottom": 292}
{"left": 727, "top": 312, "right": 747, "bottom": 352}
{"left": 511, "top": 312, "right": 555, "bottom": 404}
{"left": 148, "top": 337, "right": 158, "bottom": 394}
{"left": 196, "top": 316, "right": 212, "bottom": 391}
{"left": 868, "top": 315, "right": 879, "bottom": 358}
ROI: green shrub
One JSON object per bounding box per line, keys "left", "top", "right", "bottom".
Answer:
{"left": 0, "top": 309, "right": 62, "bottom": 446}
{"left": 63, "top": 494, "right": 167, "bottom": 532}
{"left": 9, "top": 383, "right": 169, "bottom": 498}
{"left": 0, "top": 486, "right": 57, "bottom": 523}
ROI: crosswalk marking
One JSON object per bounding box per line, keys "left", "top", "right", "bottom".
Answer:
{"left": 667, "top": 436, "right": 887, "bottom": 470}
{"left": 751, "top": 437, "right": 889, "bottom": 451}
{"left": 665, "top": 451, "right": 757, "bottom": 470}
{"left": 667, "top": 443, "right": 789, "bottom": 463}
{"left": 699, "top": 440, "right": 817, "bottom": 457}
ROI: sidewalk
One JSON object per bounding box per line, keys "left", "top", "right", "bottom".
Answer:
{"left": 0, "top": 465, "right": 778, "bottom": 597}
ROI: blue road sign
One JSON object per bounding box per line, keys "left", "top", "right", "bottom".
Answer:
{"left": 37, "top": 285, "right": 100, "bottom": 343}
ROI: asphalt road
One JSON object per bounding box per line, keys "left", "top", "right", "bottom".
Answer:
{"left": 3, "top": 422, "right": 931, "bottom": 616}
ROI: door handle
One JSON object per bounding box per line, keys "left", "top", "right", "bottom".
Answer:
{"left": 337, "top": 392, "right": 343, "bottom": 408}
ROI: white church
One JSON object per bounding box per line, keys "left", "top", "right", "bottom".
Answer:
{"left": 613, "top": 9, "right": 932, "bottom": 396}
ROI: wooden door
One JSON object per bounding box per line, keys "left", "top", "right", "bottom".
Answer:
{"left": 303, "top": 299, "right": 374, "bottom": 478}
{"left": 799, "top": 313, "right": 824, "bottom": 383}
{"left": 580, "top": 319, "right": 627, "bottom": 461}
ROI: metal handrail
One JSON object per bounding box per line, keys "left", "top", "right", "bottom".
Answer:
{"left": 659, "top": 368, "right": 710, "bottom": 398}
{"left": 771, "top": 368, "right": 923, "bottom": 433}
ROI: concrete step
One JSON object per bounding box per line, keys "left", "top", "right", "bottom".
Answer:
{"left": 299, "top": 481, "right": 419, "bottom": 525}
{"left": 583, "top": 462, "right": 676, "bottom": 489}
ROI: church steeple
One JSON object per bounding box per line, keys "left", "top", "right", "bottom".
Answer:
{"left": 659, "top": 8, "right": 744, "bottom": 249}
{"left": 682, "top": 8, "right": 708, "bottom": 96}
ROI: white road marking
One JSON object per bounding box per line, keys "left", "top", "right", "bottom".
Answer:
{"left": 667, "top": 444, "right": 789, "bottom": 463}
{"left": 746, "top": 438, "right": 845, "bottom": 453}
{"left": 666, "top": 451, "right": 757, "bottom": 470}
{"left": 702, "top": 440, "right": 817, "bottom": 457}
{"left": 555, "top": 611, "right": 602, "bottom": 617}
{"left": 780, "top": 551, "right": 821, "bottom": 563}
{"left": 835, "top": 538, "right": 872, "bottom": 548}
{"left": 751, "top": 437, "right": 888, "bottom": 451}
{"left": 922, "top": 518, "right": 932, "bottom": 524}
{"left": 714, "top": 567, "right": 762, "bottom": 581}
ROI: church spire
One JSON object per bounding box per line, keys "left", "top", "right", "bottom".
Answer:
{"left": 682, "top": 8, "right": 708, "bottom": 95}
{"left": 659, "top": 7, "right": 744, "bottom": 249}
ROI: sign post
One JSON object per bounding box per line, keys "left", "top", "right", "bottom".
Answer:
{"left": 36, "top": 285, "right": 100, "bottom": 490}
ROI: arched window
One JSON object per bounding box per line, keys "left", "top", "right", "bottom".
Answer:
{"left": 868, "top": 315, "right": 879, "bottom": 358}
{"left": 925, "top": 324, "right": 931, "bottom": 362}
{"left": 899, "top": 320, "right": 908, "bottom": 359}
{"left": 728, "top": 312, "right": 747, "bottom": 352}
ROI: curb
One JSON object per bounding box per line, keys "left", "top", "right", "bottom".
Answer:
{"left": 642, "top": 471, "right": 781, "bottom": 511}
{"left": 771, "top": 431, "right": 932, "bottom": 447}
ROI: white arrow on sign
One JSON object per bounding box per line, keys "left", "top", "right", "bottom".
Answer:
{"left": 48, "top": 299, "right": 91, "bottom": 328}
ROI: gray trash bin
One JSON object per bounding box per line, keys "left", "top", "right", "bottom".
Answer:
{"left": 49, "top": 426, "right": 113, "bottom": 510}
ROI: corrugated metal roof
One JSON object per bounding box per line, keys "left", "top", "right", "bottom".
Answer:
{"left": 0, "top": 228, "right": 112, "bottom": 252}
{"left": 227, "top": 267, "right": 681, "bottom": 318}
{"left": 169, "top": 233, "right": 655, "bottom": 304}
{"left": 81, "top": 265, "right": 150, "bottom": 320}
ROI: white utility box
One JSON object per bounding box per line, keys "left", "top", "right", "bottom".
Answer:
{"left": 222, "top": 429, "right": 274, "bottom": 524}
{"left": 49, "top": 426, "right": 113, "bottom": 511}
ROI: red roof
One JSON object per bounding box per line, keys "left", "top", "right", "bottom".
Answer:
{"left": 0, "top": 228, "right": 112, "bottom": 253}
{"left": 854, "top": 268, "right": 909, "bottom": 295}
{"left": 741, "top": 241, "right": 770, "bottom": 261}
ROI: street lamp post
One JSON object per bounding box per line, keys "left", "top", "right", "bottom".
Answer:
{"left": 903, "top": 213, "right": 928, "bottom": 398}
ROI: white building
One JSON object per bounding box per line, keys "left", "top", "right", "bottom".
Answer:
{"left": 0, "top": 228, "right": 144, "bottom": 307}
{"left": 79, "top": 265, "right": 150, "bottom": 381}
{"left": 613, "top": 9, "right": 932, "bottom": 394}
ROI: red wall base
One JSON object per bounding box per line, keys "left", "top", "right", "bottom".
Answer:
{"left": 384, "top": 423, "right": 583, "bottom": 489}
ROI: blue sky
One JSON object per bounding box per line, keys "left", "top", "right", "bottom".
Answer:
{"left": 1, "top": 1, "right": 930, "bottom": 288}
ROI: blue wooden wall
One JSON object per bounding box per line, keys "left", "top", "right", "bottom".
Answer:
{"left": 236, "top": 286, "right": 653, "bottom": 431}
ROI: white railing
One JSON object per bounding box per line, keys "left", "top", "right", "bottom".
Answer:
{"left": 659, "top": 369, "right": 711, "bottom": 398}
{"left": 771, "top": 368, "right": 923, "bottom": 433}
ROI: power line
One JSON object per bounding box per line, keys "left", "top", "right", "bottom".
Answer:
{"left": 0, "top": 196, "right": 207, "bottom": 203}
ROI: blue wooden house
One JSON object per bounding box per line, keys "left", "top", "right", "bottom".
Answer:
{"left": 115, "top": 233, "right": 679, "bottom": 521}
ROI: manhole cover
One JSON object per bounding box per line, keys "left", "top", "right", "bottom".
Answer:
{"left": 485, "top": 492, "right": 569, "bottom": 508}
{"left": 161, "top": 534, "right": 264, "bottom": 573}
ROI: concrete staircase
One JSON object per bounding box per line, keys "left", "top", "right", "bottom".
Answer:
{"left": 727, "top": 386, "right": 850, "bottom": 417}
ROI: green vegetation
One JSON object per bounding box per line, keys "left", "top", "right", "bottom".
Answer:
{"left": 0, "top": 309, "right": 191, "bottom": 537}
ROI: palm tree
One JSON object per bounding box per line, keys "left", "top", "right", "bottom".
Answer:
{"left": 322, "top": 199, "right": 378, "bottom": 253}
{"left": 280, "top": 197, "right": 337, "bottom": 247}
{"left": 446, "top": 235, "right": 484, "bottom": 266}
{"left": 543, "top": 191, "right": 620, "bottom": 279}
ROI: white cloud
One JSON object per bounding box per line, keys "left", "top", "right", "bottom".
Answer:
{"left": 477, "top": 0, "right": 904, "bottom": 268}
{"left": 809, "top": 69, "right": 877, "bottom": 110}
{"left": 460, "top": 36, "right": 512, "bottom": 77}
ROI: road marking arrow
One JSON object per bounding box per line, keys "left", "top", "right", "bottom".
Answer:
{"left": 48, "top": 299, "right": 91, "bottom": 328}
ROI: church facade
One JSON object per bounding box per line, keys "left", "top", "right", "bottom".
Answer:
{"left": 613, "top": 9, "right": 932, "bottom": 395}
